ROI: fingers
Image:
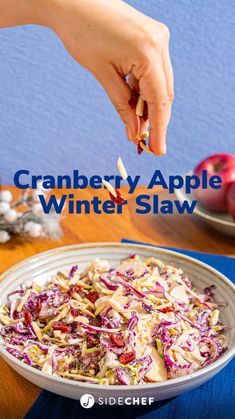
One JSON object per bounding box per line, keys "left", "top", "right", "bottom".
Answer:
{"left": 127, "top": 73, "right": 150, "bottom": 138}
{"left": 137, "top": 57, "right": 170, "bottom": 155}
{"left": 139, "top": 118, "right": 149, "bottom": 137}
{"left": 98, "top": 67, "right": 140, "bottom": 141}
{"left": 98, "top": 44, "right": 174, "bottom": 156}
{"left": 127, "top": 73, "right": 139, "bottom": 91}
{"left": 161, "top": 47, "right": 174, "bottom": 126}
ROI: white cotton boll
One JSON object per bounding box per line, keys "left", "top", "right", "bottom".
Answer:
{"left": 42, "top": 215, "right": 62, "bottom": 240}
{"left": 37, "top": 181, "right": 49, "bottom": 193}
{"left": 24, "top": 221, "right": 35, "bottom": 232}
{"left": 4, "top": 209, "right": 18, "bottom": 223}
{"left": 0, "top": 230, "right": 10, "bottom": 243}
{"left": 32, "top": 203, "right": 43, "bottom": 216}
{"left": 29, "top": 224, "right": 42, "bottom": 238}
{"left": 33, "top": 190, "right": 45, "bottom": 202}
{"left": 24, "top": 221, "right": 43, "bottom": 238}
{"left": 0, "top": 202, "right": 11, "bottom": 215}
{"left": 0, "top": 190, "right": 13, "bottom": 203}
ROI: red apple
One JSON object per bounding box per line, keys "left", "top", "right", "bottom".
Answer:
{"left": 193, "top": 153, "right": 235, "bottom": 212}
{"left": 227, "top": 182, "right": 235, "bottom": 220}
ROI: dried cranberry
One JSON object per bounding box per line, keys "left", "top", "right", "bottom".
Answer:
{"left": 24, "top": 312, "right": 33, "bottom": 326}
{"left": 129, "top": 254, "right": 137, "bottom": 259}
{"left": 159, "top": 306, "right": 174, "bottom": 313}
{"left": 109, "top": 189, "right": 125, "bottom": 205}
{"left": 86, "top": 291, "right": 99, "bottom": 303}
{"left": 137, "top": 140, "right": 146, "bottom": 155}
{"left": 118, "top": 351, "right": 136, "bottom": 365}
{"left": 110, "top": 334, "right": 125, "bottom": 348}
{"left": 89, "top": 316, "right": 102, "bottom": 327}
{"left": 128, "top": 87, "right": 139, "bottom": 110}
{"left": 87, "top": 335, "right": 99, "bottom": 348}
{"left": 52, "top": 323, "right": 71, "bottom": 333}
{"left": 68, "top": 285, "right": 81, "bottom": 296}
{"left": 116, "top": 272, "right": 126, "bottom": 278}
{"left": 70, "top": 308, "right": 82, "bottom": 317}
{"left": 70, "top": 321, "right": 78, "bottom": 333}
{"left": 142, "top": 101, "right": 148, "bottom": 121}
{"left": 36, "top": 301, "right": 42, "bottom": 315}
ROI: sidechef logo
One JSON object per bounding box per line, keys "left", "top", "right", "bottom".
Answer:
{"left": 80, "top": 394, "right": 95, "bottom": 408}
{"left": 80, "top": 394, "right": 155, "bottom": 408}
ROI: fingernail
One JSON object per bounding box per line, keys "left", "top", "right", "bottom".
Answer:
{"left": 126, "top": 116, "right": 140, "bottom": 141}
{"left": 159, "top": 141, "right": 166, "bottom": 155}
{"left": 149, "top": 140, "right": 166, "bottom": 156}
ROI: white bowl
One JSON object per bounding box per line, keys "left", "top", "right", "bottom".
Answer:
{"left": 0, "top": 242, "right": 234, "bottom": 403}
{"left": 175, "top": 172, "right": 235, "bottom": 238}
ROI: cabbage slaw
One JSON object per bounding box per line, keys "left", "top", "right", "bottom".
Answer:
{"left": 0, "top": 255, "right": 227, "bottom": 385}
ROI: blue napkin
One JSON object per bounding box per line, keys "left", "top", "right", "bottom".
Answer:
{"left": 25, "top": 241, "right": 235, "bottom": 419}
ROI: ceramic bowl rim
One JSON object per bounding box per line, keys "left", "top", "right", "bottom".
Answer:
{"left": 0, "top": 242, "right": 234, "bottom": 391}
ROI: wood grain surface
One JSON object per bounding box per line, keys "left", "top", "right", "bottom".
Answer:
{"left": 0, "top": 186, "right": 234, "bottom": 418}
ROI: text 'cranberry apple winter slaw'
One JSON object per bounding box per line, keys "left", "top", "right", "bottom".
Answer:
{"left": 0, "top": 255, "right": 227, "bottom": 385}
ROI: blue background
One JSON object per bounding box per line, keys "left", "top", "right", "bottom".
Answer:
{"left": 0, "top": 0, "right": 234, "bottom": 185}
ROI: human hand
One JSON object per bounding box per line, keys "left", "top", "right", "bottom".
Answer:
{"left": 46, "top": 0, "right": 174, "bottom": 155}
{"left": 0, "top": 0, "right": 174, "bottom": 155}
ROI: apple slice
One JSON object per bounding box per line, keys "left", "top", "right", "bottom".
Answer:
{"left": 145, "top": 347, "right": 167, "bottom": 382}
{"left": 169, "top": 285, "right": 189, "bottom": 304}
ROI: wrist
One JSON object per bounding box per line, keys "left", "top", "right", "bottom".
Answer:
{"left": 0, "top": 0, "right": 53, "bottom": 28}
{"left": 28, "top": 0, "right": 57, "bottom": 26}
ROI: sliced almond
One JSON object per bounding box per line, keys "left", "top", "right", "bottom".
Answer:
{"left": 59, "top": 372, "right": 100, "bottom": 383}
{"left": 43, "top": 307, "right": 69, "bottom": 332}
{"left": 31, "top": 321, "right": 42, "bottom": 341}
{"left": 71, "top": 291, "right": 83, "bottom": 302}
{"left": 109, "top": 296, "right": 129, "bottom": 313}
{"left": 57, "top": 302, "right": 70, "bottom": 311}
{"left": 94, "top": 302, "right": 108, "bottom": 316}
{"left": 0, "top": 314, "right": 16, "bottom": 325}
{"left": 81, "top": 340, "right": 87, "bottom": 356}
{"left": 111, "top": 286, "right": 122, "bottom": 300}
{"left": 57, "top": 279, "right": 69, "bottom": 291}
{"left": 136, "top": 94, "right": 144, "bottom": 116}
{"left": 42, "top": 359, "right": 53, "bottom": 374}
{"left": 117, "top": 157, "right": 128, "bottom": 180}
{"left": 74, "top": 315, "right": 89, "bottom": 324}
{"left": 83, "top": 298, "right": 95, "bottom": 308}
{"left": 139, "top": 131, "right": 149, "bottom": 139}
{"left": 73, "top": 281, "right": 92, "bottom": 289}
{"left": 16, "top": 289, "right": 31, "bottom": 312}
{"left": 139, "top": 140, "right": 153, "bottom": 154}
{"left": 102, "top": 179, "right": 117, "bottom": 198}
{"left": 145, "top": 347, "right": 167, "bottom": 382}
{"left": 85, "top": 346, "right": 102, "bottom": 354}
{"left": 79, "top": 306, "right": 95, "bottom": 318}
{"left": 209, "top": 309, "right": 220, "bottom": 326}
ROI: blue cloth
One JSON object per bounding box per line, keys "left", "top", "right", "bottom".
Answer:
{"left": 25, "top": 241, "right": 235, "bottom": 419}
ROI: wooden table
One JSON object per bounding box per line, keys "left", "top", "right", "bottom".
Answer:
{"left": 0, "top": 186, "right": 234, "bottom": 418}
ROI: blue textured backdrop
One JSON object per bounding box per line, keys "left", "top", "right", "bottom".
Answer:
{"left": 0, "top": 0, "right": 234, "bottom": 185}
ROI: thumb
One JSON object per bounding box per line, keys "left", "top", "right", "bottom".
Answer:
{"left": 98, "top": 67, "right": 140, "bottom": 141}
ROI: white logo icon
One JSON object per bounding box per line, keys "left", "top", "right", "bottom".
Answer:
{"left": 80, "top": 394, "right": 95, "bottom": 409}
